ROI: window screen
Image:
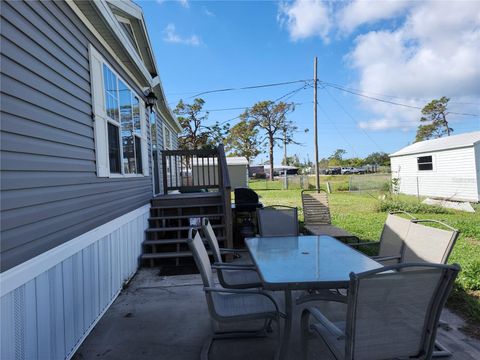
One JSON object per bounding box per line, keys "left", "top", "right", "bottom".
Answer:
{"left": 108, "top": 122, "right": 121, "bottom": 173}
{"left": 417, "top": 155, "right": 433, "bottom": 171}
{"left": 135, "top": 136, "right": 143, "bottom": 174}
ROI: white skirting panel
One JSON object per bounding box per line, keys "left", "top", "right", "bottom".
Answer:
{"left": 0, "top": 205, "right": 150, "bottom": 360}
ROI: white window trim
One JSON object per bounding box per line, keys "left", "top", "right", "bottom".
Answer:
{"left": 89, "top": 44, "right": 149, "bottom": 178}
{"left": 163, "top": 123, "right": 173, "bottom": 150}
{"left": 115, "top": 15, "right": 144, "bottom": 63}
{"left": 417, "top": 154, "right": 435, "bottom": 172}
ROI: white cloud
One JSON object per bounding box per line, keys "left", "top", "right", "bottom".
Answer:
{"left": 278, "top": 0, "right": 331, "bottom": 42}
{"left": 337, "top": 0, "right": 410, "bottom": 34}
{"left": 349, "top": 1, "right": 480, "bottom": 130}
{"left": 163, "top": 23, "right": 201, "bottom": 46}
{"left": 204, "top": 7, "right": 215, "bottom": 17}
{"left": 178, "top": 0, "right": 189, "bottom": 8}
{"left": 276, "top": 1, "right": 480, "bottom": 131}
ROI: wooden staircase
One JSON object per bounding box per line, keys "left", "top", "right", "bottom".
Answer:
{"left": 141, "top": 145, "right": 232, "bottom": 268}
{"left": 141, "top": 192, "right": 228, "bottom": 267}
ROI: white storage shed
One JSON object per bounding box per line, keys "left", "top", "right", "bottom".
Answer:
{"left": 191, "top": 156, "right": 249, "bottom": 190}
{"left": 226, "top": 157, "right": 249, "bottom": 189}
{"left": 390, "top": 131, "right": 480, "bottom": 202}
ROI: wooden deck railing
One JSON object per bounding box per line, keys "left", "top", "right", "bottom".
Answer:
{"left": 217, "top": 145, "right": 233, "bottom": 249}
{"left": 161, "top": 145, "right": 233, "bottom": 249}
{"left": 161, "top": 148, "right": 221, "bottom": 193}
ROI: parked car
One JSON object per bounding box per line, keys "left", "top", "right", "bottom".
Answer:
{"left": 325, "top": 167, "right": 341, "bottom": 175}
{"left": 353, "top": 167, "right": 367, "bottom": 174}
{"left": 341, "top": 167, "right": 355, "bottom": 174}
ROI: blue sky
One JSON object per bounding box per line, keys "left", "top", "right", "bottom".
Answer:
{"left": 139, "top": 0, "right": 480, "bottom": 165}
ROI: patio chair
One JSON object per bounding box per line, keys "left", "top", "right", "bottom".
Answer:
{"left": 348, "top": 211, "right": 416, "bottom": 265}
{"left": 201, "top": 218, "right": 262, "bottom": 289}
{"left": 301, "top": 190, "right": 358, "bottom": 242}
{"left": 300, "top": 263, "right": 460, "bottom": 360}
{"left": 187, "top": 229, "right": 284, "bottom": 360}
{"left": 402, "top": 219, "right": 459, "bottom": 264}
{"left": 257, "top": 205, "right": 299, "bottom": 237}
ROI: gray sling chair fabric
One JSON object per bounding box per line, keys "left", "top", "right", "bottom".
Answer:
{"left": 257, "top": 205, "right": 299, "bottom": 237}
{"left": 349, "top": 213, "right": 459, "bottom": 267}
{"left": 301, "top": 190, "right": 358, "bottom": 242}
{"left": 300, "top": 263, "right": 460, "bottom": 360}
{"left": 402, "top": 219, "right": 459, "bottom": 265}
{"left": 348, "top": 211, "right": 416, "bottom": 265}
{"left": 201, "top": 218, "right": 262, "bottom": 289}
{"left": 187, "top": 229, "right": 284, "bottom": 360}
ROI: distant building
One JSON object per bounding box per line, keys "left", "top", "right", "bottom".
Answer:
{"left": 390, "top": 131, "right": 480, "bottom": 202}
{"left": 264, "top": 165, "right": 299, "bottom": 176}
{"left": 249, "top": 165, "right": 265, "bottom": 178}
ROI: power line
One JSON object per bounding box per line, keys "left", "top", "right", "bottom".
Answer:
{"left": 215, "top": 84, "right": 312, "bottom": 127}
{"left": 186, "top": 79, "right": 313, "bottom": 99}
{"left": 318, "top": 104, "right": 359, "bottom": 158}
{"left": 322, "top": 82, "right": 480, "bottom": 117}
{"left": 320, "top": 81, "right": 480, "bottom": 106}
{"left": 323, "top": 86, "right": 384, "bottom": 152}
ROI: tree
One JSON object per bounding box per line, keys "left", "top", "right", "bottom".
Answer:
{"left": 241, "top": 101, "right": 295, "bottom": 180}
{"left": 415, "top": 96, "right": 453, "bottom": 142}
{"left": 363, "top": 152, "right": 390, "bottom": 166}
{"left": 282, "top": 154, "right": 301, "bottom": 167}
{"left": 226, "top": 119, "right": 261, "bottom": 170}
{"left": 209, "top": 121, "right": 230, "bottom": 148}
{"left": 328, "top": 149, "right": 346, "bottom": 166}
{"left": 174, "top": 98, "right": 211, "bottom": 150}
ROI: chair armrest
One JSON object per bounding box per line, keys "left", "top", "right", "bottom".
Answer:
{"left": 347, "top": 241, "right": 378, "bottom": 248}
{"left": 372, "top": 255, "right": 401, "bottom": 263}
{"left": 212, "top": 264, "right": 257, "bottom": 271}
{"left": 296, "top": 289, "right": 348, "bottom": 305}
{"left": 204, "top": 287, "right": 286, "bottom": 318}
{"left": 213, "top": 261, "right": 256, "bottom": 269}
{"left": 305, "top": 307, "right": 345, "bottom": 339}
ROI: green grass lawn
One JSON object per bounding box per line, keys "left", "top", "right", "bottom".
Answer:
{"left": 249, "top": 180, "right": 480, "bottom": 336}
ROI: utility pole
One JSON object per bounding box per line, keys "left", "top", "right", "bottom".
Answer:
{"left": 313, "top": 56, "right": 320, "bottom": 192}
{"left": 283, "top": 127, "right": 287, "bottom": 165}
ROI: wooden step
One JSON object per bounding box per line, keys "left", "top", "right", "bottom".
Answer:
{"left": 146, "top": 224, "right": 224, "bottom": 233}
{"left": 151, "top": 203, "right": 223, "bottom": 210}
{"left": 148, "top": 213, "right": 224, "bottom": 221}
{"left": 143, "top": 236, "right": 226, "bottom": 246}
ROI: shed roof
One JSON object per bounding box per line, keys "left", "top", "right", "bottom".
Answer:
{"left": 390, "top": 131, "right": 480, "bottom": 157}
{"left": 226, "top": 157, "right": 248, "bottom": 165}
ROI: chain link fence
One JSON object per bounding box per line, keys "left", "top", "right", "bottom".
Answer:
{"left": 250, "top": 173, "right": 391, "bottom": 192}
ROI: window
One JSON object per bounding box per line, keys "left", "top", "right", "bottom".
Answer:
{"left": 417, "top": 155, "right": 433, "bottom": 171}
{"left": 103, "top": 68, "right": 144, "bottom": 175}
{"left": 150, "top": 111, "right": 157, "bottom": 150}
{"left": 88, "top": 44, "right": 149, "bottom": 177}
{"left": 108, "top": 122, "right": 121, "bottom": 173}
{"left": 163, "top": 125, "right": 172, "bottom": 149}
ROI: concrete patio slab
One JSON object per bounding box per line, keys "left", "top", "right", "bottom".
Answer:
{"left": 75, "top": 269, "right": 480, "bottom": 360}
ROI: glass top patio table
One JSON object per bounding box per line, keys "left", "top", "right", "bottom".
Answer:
{"left": 245, "top": 235, "right": 384, "bottom": 290}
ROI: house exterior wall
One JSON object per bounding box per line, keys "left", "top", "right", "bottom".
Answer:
{"left": 0, "top": 0, "right": 153, "bottom": 272}
{"left": 390, "top": 146, "right": 479, "bottom": 202}
{"left": 1, "top": 205, "right": 149, "bottom": 360}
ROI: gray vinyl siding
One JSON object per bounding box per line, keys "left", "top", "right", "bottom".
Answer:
{"left": 169, "top": 122, "right": 179, "bottom": 150}
{"left": 0, "top": 0, "right": 152, "bottom": 271}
